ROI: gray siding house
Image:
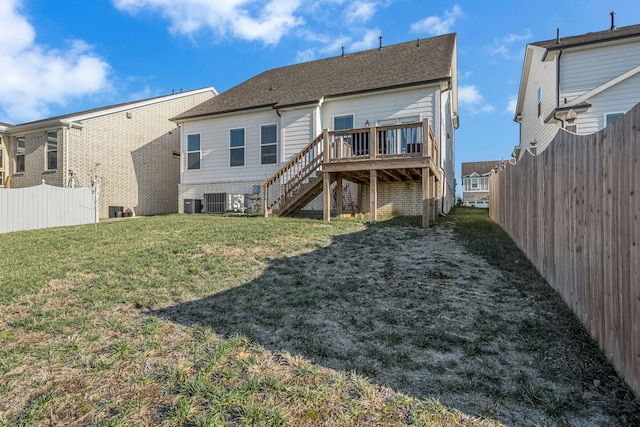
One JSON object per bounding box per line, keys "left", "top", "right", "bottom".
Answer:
{"left": 174, "top": 35, "right": 458, "bottom": 225}
{"left": 1, "top": 88, "right": 216, "bottom": 218}
{"left": 461, "top": 161, "right": 501, "bottom": 208}
{"left": 514, "top": 21, "right": 640, "bottom": 159}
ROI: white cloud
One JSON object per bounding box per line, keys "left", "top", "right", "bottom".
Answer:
{"left": 410, "top": 5, "right": 463, "bottom": 36}
{"left": 113, "top": 0, "right": 304, "bottom": 45}
{"left": 488, "top": 30, "right": 532, "bottom": 59}
{"left": 506, "top": 95, "right": 517, "bottom": 115}
{"left": 459, "top": 85, "right": 495, "bottom": 114}
{"left": 294, "top": 29, "right": 379, "bottom": 62}
{"left": 0, "top": 0, "right": 111, "bottom": 123}
{"left": 345, "top": 1, "right": 377, "bottom": 24}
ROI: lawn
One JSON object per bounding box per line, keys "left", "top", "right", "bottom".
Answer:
{"left": 0, "top": 208, "right": 638, "bottom": 426}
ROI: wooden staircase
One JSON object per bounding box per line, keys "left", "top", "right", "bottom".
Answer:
{"left": 263, "top": 133, "right": 327, "bottom": 217}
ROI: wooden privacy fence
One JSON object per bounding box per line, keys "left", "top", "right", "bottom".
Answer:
{"left": 490, "top": 103, "right": 640, "bottom": 397}
{"left": 0, "top": 184, "right": 98, "bottom": 234}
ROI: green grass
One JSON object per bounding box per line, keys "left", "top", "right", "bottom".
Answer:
{"left": 0, "top": 211, "right": 638, "bottom": 426}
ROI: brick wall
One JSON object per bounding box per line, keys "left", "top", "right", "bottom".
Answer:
{"left": 6, "top": 130, "right": 64, "bottom": 188}
{"left": 361, "top": 181, "right": 424, "bottom": 216}
{"left": 7, "top": 91, "right": 214, "bottom": 218}
{"left": 179, "top": 181, "right": 264, "bottom": 214}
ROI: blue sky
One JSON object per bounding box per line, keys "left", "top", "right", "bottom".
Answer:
{"left": 2, "top": 0, "right": 639, "bottom": 197}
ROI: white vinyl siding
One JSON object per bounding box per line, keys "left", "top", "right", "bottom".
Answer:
{"left": 281, "top": 107, "right": 313, "bottom": 162}
{"left": 181, "top": 109, "right": 281, "bottom": 184}
{"left": 322, "top": 86, "right": 436, "bottom": 135}
{"left": 559, "top": 40, "right": 640, "bottom": 101}
{"left": 519, "top": 46, "right": 558, "bottom": 155}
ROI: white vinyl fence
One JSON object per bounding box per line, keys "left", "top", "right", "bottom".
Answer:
{"left": 0, "top": 184, "right": 98, "bottom": 234}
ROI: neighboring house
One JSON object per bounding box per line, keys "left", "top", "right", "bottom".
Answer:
{"left": 0, "top": 122, "right": 9, "bottom": 187}
{"left": 513, "top": 18, "right": 640, "bottom": 159}
{"left": 173, "top": 35, "right": 458, "bottom": 225}
{"left": 1, "top": 88, "right": 216, "bottom": 218}
{"left": 461, "top": 161, "right": 500, "bottom": 208}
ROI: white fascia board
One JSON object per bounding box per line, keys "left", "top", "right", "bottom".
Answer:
{"left": 514, "top": 45, "right": 545, "bottom": 121}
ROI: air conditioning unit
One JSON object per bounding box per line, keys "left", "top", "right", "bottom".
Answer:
{"left": 227, "top": 194, "right": 245, "bottom": 213}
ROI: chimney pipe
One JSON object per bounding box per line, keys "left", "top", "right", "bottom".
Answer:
{"left": 417, "top": 38, "right": 420, "bottom": 47}
{"left": 341, "top": 46, "right": 345, "bottom": 57}
{"left": 556, "top": 28, "right": 560, "bottom": 44}
{"left": 379, "top": 36, "right": 383, "bottom": 50}
{"left": 610, "top": 11, "right": 616, "bottom": 30}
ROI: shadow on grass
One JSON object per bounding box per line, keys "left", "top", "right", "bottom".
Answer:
{"left": 151, "top": 212, "right": 640, "bottom": 426}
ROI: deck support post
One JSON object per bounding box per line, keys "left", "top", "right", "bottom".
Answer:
{"left": 335, "top": 173, "right": 343, "bottom": 217}
{"left": 263, "top": 185, "right": 268, "bottom": 218}
{"left": 323, "top": 172, "right": 331, "bottom": 222}
{"left": 422, "top": 167, "right": 430, "bottom": 227}
{"left": 370, "top": 169, "right": 377, "bottom": 224}
{"left": 432, "top": 174, "right": 438, "bottom": 221}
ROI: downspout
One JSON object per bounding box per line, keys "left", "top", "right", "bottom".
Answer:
{"left": 439, "top": 78, "right": 453, "bottom": 215}
{"left": 274, "top": 107, "right": 283, "bottom": 165}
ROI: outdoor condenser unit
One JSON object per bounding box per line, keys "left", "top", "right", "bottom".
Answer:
{"left": 227, "top": 194, "right": 245, "bottom": 213}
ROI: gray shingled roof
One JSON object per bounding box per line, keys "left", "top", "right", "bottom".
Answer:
{"left": 533, "top": 23, "right": 640, "bottom": 51}
{"left": 462, "top": 161, "right": 502, "bottom": 177}
{"left": 174, "top": 34, "right": 456, "bottom": 120}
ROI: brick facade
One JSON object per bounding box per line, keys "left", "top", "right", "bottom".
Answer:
{"left": 5, "top": 90, "right": 215, "bottom": 218}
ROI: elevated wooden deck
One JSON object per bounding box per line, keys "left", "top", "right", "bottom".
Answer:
{"left": 264, "top": 119, "right": 442, "bottom": 226}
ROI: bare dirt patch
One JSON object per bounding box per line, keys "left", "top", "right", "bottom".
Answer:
{"left": 156, "top": 217, "right": 640, "bottom": 426}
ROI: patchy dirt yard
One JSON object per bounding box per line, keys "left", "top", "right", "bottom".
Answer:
{"left": 157, "top": 212, "right": 640, "bottom": 426}
{"left": 1, "top": 211, "right": 639, "bottom": 426}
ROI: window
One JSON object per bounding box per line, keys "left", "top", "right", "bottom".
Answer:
{"left": 187, "top": 134, "right": 201, "bottom": 170}
{"left": 334, "top": 115, "right": 354, "bottom": 131}
{"left": 606, "top": 112, "right": 624, "bottom": 127}
{"left": 261, "top": 124, "right": 277, "bottom": 165}
{"left": 471, "top": 178, "right": 478, "bottom": 189}
{"left": 537, "top": 86, "right": 542, "bottom": 117}
{"left": 46, "top": 130, "right": 58, "bottom": 171}
{"left": 230, "top": 128, "right": 245, "bottom": 167}
{"left": 0, "top": 146, "right": 3, "bottom": 169}
{"left": 15, "top": 137, "right": 25, "bottom": 173}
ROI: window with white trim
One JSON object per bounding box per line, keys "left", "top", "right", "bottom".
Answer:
{"left": 230, "top": 128, "right": 245, "bottom": 167}
{"left": 187, "top": 134, "right": 201, "bottom": 170}
{"left": 46, "top": 130, "right": 58, "bottom": 171}
{"left": 537, "top": 86, "right": 542, "bottom": 117}
{"left": 15, "top": 137, "right": 25, "bottom": 173}
{"left": 261, "top": 124, "right": 277, "bottom": 165}
{"left": 606, "top": 112, "right": 624, "bottom": 127}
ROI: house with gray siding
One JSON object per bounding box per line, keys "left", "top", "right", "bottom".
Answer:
{"left": 461, "top": 161, "right": 501, "bottom": 208}
{"left": 174, "top": 35, "right": 458, "bottom": 225}
{"left": 1, "top": 88, "right": 216, "bottom": 218}
{"left": 514, "top": 20, "right": 640, "bottom": 159}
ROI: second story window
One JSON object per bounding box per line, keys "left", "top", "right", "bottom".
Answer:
{"left": 230, "top": 128, "right": 245, "bottom": 167}
{"left": 46, "top": 130, "right": 58, "bottom": 171}
{"left": 187, "top": 134, "right": 201, "bottom": 170}
{"left": 537, "top": 86, "right": 542, "bottom": 117}
{"left": 15, "top": 137, "right": 25, "bottom": 173}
